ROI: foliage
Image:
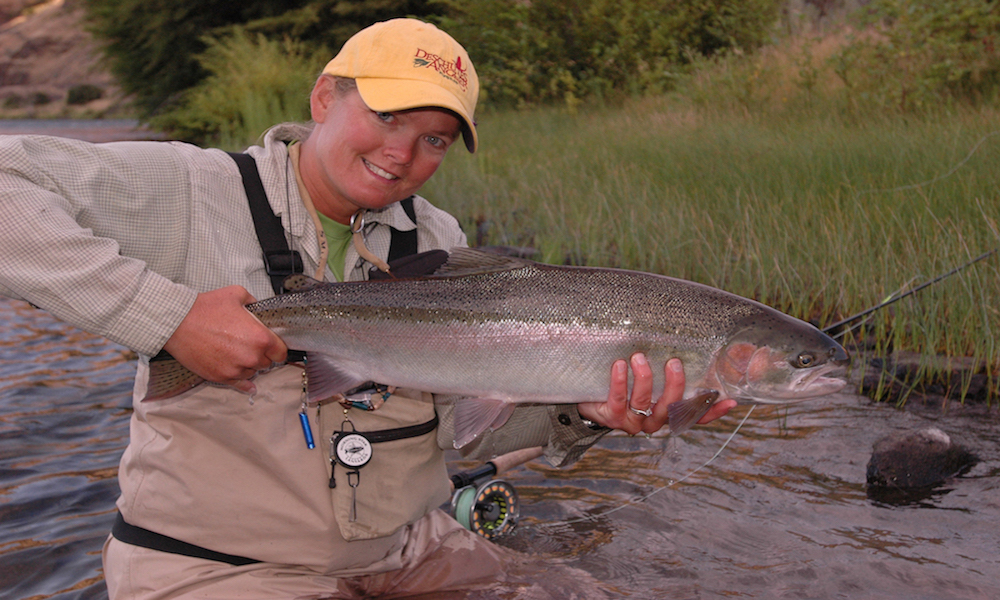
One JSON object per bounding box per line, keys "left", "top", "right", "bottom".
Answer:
{"left": 236, "top": 0, "right": 440, "bottom": 56}
{"left": 832, "top": 0, "right": 1000, "bottom": 111}
{"left": 148, "top": 30, "right": 325, "bottom": 147}
{"left": 66, "top": 84, "right": 105, "bottom": 105}
{"left": 83, "top": 0, "right": 306, "bottom": 115}
{"left": 432, "top": 0, "right": 784, "bottom": 109}
{"left": 86, "top": 0, "right": 1000, "bottom": 122}
{"left": 83, "top": 0, "right": 438, "bottom": 117}
{"left": 140, "top": 0, "right": 784, "bottom": 140}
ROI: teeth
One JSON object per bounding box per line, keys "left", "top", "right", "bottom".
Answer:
{"left": 364, "top": 159, "right": 397, "bottom": 180}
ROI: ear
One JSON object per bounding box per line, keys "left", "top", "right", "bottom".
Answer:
{"left": 310, "top": 75, "right": 336, "bottom": 124}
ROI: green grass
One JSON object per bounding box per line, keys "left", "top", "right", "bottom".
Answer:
{"left": 421, "top": 100, "right": 1000, "bottom": 403}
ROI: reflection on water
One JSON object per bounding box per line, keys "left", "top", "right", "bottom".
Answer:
{"left": 3, "top": 294, "right": 1000, "bottom": 599}
{"left": 0, "top": 299, "right": 133, "bottom": 600}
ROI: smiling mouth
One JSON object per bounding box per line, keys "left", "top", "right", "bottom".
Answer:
{"left": 363, "top": 158, "right": 398, "bottom": 180}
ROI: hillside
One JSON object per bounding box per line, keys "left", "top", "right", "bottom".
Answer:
{"left": 0, "top": 0, "right": 124, "bottom": 118}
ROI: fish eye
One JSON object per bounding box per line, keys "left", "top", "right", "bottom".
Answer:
{"left": 794, "top": 352, "right": 816, "bottom": 368}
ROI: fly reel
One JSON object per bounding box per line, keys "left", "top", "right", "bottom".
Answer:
{"left": 451, "top": 479, "right": 519, "bottom": 539}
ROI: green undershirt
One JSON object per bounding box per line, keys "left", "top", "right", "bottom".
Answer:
{"left": 316, "top": 211, "right": 353, "bottom": 282}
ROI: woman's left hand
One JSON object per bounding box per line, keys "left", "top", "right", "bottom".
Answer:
{"left": 577, "top": 354, "right": 737, "bottom": 435}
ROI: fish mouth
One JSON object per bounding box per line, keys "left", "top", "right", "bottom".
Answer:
{"left": 738, "top": 363, "right": 849, "bottom": 405}
{"left": 786, "top": 363, "right": 849, "bottom": 397}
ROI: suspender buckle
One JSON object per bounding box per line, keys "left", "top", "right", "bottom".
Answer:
{"left": 263, "top": 251, "right": 304, "bottom": 292}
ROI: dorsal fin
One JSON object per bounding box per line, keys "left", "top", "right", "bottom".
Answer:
{"left": 432, "top": 247, "right": 535, "bottom": 278}
{"left": 282, "top": 274, "right": 327, "bottom": 292}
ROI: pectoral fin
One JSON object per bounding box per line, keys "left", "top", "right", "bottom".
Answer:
{"left": 304, "top": 353, "right": 368, "bottom": 403}
{"left": 453, "top": 399, "right": 517, "bottom": 449}
{"left": 667, "top": 389, "right": 721, "bottom": 435}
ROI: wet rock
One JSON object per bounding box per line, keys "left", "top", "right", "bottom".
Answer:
{"left": 866, "top": 428, "right": 977, "bottom": 503}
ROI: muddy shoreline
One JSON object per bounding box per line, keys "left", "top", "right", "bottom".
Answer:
{"left": 857, "top": 349, "right": 999, "bottom": 412}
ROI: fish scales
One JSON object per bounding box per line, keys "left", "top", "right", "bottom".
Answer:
{"left": 146, "top": 248, "right": 849, "bottom": 445}
{"left": 252, "top": 262, "right": 789, "bottom": 403}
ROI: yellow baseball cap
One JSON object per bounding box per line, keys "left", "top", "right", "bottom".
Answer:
{"left": 323, "top": 19, "right": 479, "bottom": 153}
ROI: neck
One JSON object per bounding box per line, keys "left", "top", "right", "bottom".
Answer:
{"left": 298, "top": 136, "right": 355, "bottom": 225}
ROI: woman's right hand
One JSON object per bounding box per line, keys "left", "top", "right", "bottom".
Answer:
{"left": 162, "top": 286, "right": 287, "bottom": 395}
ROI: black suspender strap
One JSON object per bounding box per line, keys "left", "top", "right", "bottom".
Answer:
{"left": 112, "top": 512, "right": 260, "bottom": 566}
{"left": 388, "top": 196, "right": 418, "bottom": 263}
{"left": 228, "top": 152, "right": 303, "bottom": 295}
{"left": 228, "top": 152, "right": 416, "bottom": 290}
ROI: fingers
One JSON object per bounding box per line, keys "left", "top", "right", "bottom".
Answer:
{"left": 164, "top": 285, "right": 288, "bottom": 390}
{"left": 248, "top": 311, "right": 288, "bottom": 366}
{"left": 698, "top": 398, "right": 737, "bottom": 424}
{"left": 626, "top": 354, "right": 654, "bottom": 416}
{"left": 580, "top": 354, "right": 738, "bottom": 437}
{"left": 624, "top": 354, "right": 658, "bottom": 435}
{"left": 578, "top": 353, "right": 666, "bottom": 435}
{"left": 577, "top": 358, "right": 627, "bottom": 430}
{"left": 649, "top": 357, "right": 684, "bottom": 428}
{"left": 607, "top": 358, "right": 629, "bottom": 406}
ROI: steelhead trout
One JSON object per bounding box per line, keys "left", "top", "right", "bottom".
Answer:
{"left": 147, "top": 248, "right": 850, "bottom": 447}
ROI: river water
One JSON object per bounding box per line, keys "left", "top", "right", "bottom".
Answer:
{"left": 2, "top": 122, "right": 999, "bottom": 599}
{"left": 3, "top": 296, "right": 999, "bottom": 599}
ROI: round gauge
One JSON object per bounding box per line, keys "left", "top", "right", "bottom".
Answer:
{"left": 334, "top": 432, "right": 372, "bottom": 468}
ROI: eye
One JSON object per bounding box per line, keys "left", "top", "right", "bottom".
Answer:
{"left": 794, "top": 352, "right": 816, "bottom": 368}
{"left": 375, "top": 111, "right": 394, "bottom": 123}
{"left": 425, "top": 135, "right": 443, "bottom": 147}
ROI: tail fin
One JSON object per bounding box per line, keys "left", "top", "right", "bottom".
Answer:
{"left": 144, "top": 356, "right": 205, "bottom": 401}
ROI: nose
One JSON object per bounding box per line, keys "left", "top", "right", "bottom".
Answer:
{"left": 382, "top": 135, "right": 415, "bottom": 166}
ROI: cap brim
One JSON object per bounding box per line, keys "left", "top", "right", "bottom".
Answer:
{"left": 356, "top": 78, "right": 478, "bottom": 153}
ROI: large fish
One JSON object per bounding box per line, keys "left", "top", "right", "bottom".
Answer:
{"left": 147, "top": 248, "right": 850, "bottom": 447}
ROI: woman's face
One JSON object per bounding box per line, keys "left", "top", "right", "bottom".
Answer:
{"left": 301, "top": 76, "right": 462, "bottom": 224}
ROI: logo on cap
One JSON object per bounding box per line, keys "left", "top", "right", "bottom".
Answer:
{"left": 414, "top": 49, "right": 469, "bottom": 91}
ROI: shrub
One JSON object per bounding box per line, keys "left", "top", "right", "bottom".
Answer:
{"left": 149, "top": 28, "right": 324, "bottom": 146}
{"left": 67, "top": 84, "right": 105, "bottom": 105}
{"left": 832, "top": 0, "right": 1000, "bottom": 111}
{"left": 433, "top": 0, "right": 784, "bottom": 109}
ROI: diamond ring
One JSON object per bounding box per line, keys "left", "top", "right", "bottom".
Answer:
{"left": 629, "top": 405, "right": 653, "bottom": 417}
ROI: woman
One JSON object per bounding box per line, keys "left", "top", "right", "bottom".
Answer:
{"left": 0, "top": 18, "right": 733, "bottom": 598}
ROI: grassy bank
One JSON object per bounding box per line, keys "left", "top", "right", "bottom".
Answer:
{"left": 421, "top": 101, "right": 1000, "bottom": 404}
